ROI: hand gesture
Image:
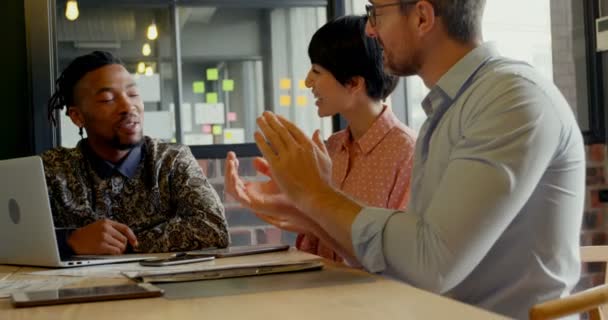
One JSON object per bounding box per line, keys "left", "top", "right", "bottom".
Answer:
{"left": 67, "top": 219, "right": 138, "bottom": 255}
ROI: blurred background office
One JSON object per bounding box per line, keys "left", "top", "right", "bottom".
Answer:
{"left": 2, "top": 0, "right": 607, "bottom": 291}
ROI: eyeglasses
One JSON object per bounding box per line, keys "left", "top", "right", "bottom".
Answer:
{"left": 365, "top": 0, "right": 420, "bottom": 27}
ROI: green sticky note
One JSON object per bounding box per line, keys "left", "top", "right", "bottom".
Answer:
{"left": 193, "top": 81, "right": 205, "bottom": 94}
{"left": 206, "top": 92, "right": 218, "bottom": 104}
{"left": 207, "top": 68, "right": 219, "bottom": 81}
{"left": 222, "top": 79, "right": 234, "bottom": 92}
{"left": 212, "top": 125, "right": 223, "bottom": 135}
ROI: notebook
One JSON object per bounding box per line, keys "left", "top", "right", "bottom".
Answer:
{"left": 123, "top": 249, "right": 323, "bottom": 283}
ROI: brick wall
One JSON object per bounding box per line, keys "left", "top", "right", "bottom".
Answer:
{"left": 578, "top": 145, "right": 608, "bottom": 291}
{"left": 550, "top": 0, "right": 608, "bottom": 292}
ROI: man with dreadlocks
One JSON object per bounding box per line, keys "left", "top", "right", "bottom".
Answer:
{"left": 43, "top": 51, "right": 228, "bottom": 255}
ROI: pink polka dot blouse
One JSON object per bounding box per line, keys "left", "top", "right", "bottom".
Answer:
{"left": 296, "top": 106, "right": 417, "bottom": 262}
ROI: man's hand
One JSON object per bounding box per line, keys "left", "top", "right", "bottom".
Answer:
{"left": 67, "top": 219, "right": 138, "bottom": 255}
{"left": 224, "top": 151, "right": 324, "bottom": 235}
{"left": 225, "top": 151, "right": 294, "bottom": 216}
{"left": 254, "top": 112, "right": 332, "bottom": 213}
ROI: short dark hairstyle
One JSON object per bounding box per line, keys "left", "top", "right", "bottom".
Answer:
{"left": 47, "top": 51, "right": 123, "bottom": 126}
{"left": 431, "top": 0, "right": 486, "bottom": 43}
{"left": 308, "top": 15, "right": 398, "bottom": 101}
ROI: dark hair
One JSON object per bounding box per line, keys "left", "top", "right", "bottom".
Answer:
{"left": 431, "top": 0, "right": 486, "bottom": 43}
{"left": 47, "top": 51, "right": 123, "bottom": 126}
{"left": 308, "top": 15, "right": 398, "bottom": 100}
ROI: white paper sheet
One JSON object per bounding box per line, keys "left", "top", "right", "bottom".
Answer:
{"left": 223, "top": 128, "right": 245, "bottom": 144}
{"left": 194, "top": 103, "right": 225, "bottom": 124}
{"left": 0, "top": 278, "right": 79, "bottom": 298}
{"left": 183, "top": 134, "right": 214, "bottom": 145}
{"left": 26, "top": 250, "right": 320, "bottom": 280}
{"left": 133, "top": 73, "right": 161, "bottom": 102}
{"left": 181, "top": 103, "right": 193, "bottom": 132}
{"left": 26, "top": 261, "right": 214, "bottom": 279}
{"left": 123, "top": 249, "right": 321, "bottom": 280}
{"left": 144, "top": 111, "right": 173, "bottom": 140}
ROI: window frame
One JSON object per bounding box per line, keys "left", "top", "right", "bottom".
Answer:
{"left": 26, "top": 0, "right": 345, "bottom": 158}
{"left": 582, "top": 0, "right": 607, "bottom": 144}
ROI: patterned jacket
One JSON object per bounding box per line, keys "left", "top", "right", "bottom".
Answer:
{"left": 41, "top": 137, "right": 228, "bottom": 253}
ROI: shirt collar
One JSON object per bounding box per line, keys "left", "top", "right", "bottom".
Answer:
{"left": 422, "top": 42, "right": 499, "bottom": 116}
{"left": 337, "top": 106, "right": 402, "bottom": 155}
{"left": 436, "top": 42, "right": 499, "bottom": 99}
{"left": 79, "top": 140, "right": 143, "bottom": 179}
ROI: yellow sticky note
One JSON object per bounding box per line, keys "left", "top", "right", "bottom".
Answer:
{"left": 206, "top": 92, "right": 218, "bottom": 104}
{"left": 207, "top": 68, "right": 219, "bottom": 81}
{"left": 280, "top": 95, "right": 291, "bottom": 107}
{"left": 225, "top": 131, "right": 233, "bottom": 140}
{"left": 299, "top": 80, "right": 306, "bottom": 89}
{"left": 222, "top": 79, "right": 234, "bottom": 92}
{"left": 296, "top": 96, "right": 307, "bottom": 106}
{"left": 212, "top": 125, "right": 223, "bottom": 135}
{"left": 193, "top": 81, "right": 205, "bottom": 93}
{"left": 280, "top": 78, "right": 291, "bottom": 90}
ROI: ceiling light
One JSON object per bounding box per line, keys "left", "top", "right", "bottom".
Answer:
{"left": 65, "top": 0, "right": 79, "bottom": 21}
{"left": 142, "top": 43, "right": 151, "bottom": 56}
{"left": 147, "top": 22, "right": 158, "bottom": 40}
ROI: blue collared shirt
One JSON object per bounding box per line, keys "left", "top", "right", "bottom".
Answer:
{"left": 81, "top": 140, "right": 143, "bottom": 179}
{"left": 351, "top": 43, "right": 585, "bottom": 319}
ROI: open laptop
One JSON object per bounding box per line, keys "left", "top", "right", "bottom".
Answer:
{"left": 0, "top": 156, "right": 151, "bottom": 268}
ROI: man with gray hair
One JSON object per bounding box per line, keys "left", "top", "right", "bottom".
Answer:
{"left": 225, "top": 1, "right": 585, "bottom": 318}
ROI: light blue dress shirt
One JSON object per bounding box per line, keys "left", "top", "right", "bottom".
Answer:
{"left": 351, "top": 43, "right": 585, "bottom": 319}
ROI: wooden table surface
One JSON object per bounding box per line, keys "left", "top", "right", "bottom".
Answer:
{"left": 0, "top": 261, "right": 507, "bottom": 320}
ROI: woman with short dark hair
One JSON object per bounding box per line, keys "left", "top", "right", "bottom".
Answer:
{"left": 225, "top": 15, "right": 416, "bottom": 264}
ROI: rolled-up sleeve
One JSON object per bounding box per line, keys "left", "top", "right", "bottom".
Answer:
{"left": 351, "top": 207, "right": 398, "bottom": 273}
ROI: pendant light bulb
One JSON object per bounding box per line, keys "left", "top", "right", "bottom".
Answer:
{"left": 147, "top": 23, "right": 158, "bottom": 40}
{"left": 142, "top": 43, "right": 151, "bottom": 56}
{"left": 65, "top": 0, "right": 79, "bottom": 21}
{"left": 137, "top": 62, "right": 146, "bottom": 74}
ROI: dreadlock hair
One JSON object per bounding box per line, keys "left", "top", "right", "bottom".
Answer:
{"left": 47, "top": 51, "right": 123, "bottom": 126}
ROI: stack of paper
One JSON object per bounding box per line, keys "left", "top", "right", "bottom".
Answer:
{"left": 123, "top": 250, "right": 323, "bottom": 283}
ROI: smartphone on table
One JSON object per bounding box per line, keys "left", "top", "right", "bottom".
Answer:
{"left": 11, "top": 283, "right": 163, "bottom": 308}
{"left": 139, "top": 253, "right": 214, "bottom": 266}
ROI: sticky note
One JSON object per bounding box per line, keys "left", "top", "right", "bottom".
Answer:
{"left": 212, "top": 125, "right": 223, "bottom": 135}
{"left": 296, "top": 96, "right": 307, "bottom": 106}
{"left": 280, "top": 95, "right": 291, "bottom": 107}
{"left": 280, "top": 78, "right": 291, "bottom": 90}
{"left": 207, "top": 68, "right": 219, "bottom": 81}
{"left": 299, "top": 80, "right": 306, "bottom": 89}
{"left": 193, "top": 81, "right": 205, "bottom": 93}
{"left": 222, "top": 79, "right": 234, "bottom": 92}
{"left": 206, "top": 92, "right": 218, "bottom": 104}
{"left": 225, "top": 131, "right": 233, "bottom": 139}
{"left": 228, "top": 112, "right": 237, "bottom": 122}
{"left": 202, "top": 125, "right": 212, "bottom": 133}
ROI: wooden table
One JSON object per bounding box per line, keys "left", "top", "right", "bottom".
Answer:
{"left": 0, "top": 263, "right": 507, "bottom": 319}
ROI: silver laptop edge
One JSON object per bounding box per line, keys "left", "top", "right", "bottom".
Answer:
{"left": 0, "top": 156, "right": 149, "bottom": 268}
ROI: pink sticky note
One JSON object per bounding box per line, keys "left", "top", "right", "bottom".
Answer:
{"left": 228, "top": 112, "right": 237, "bottom": 122}
{"left": 202, "top": 125, "right": 212, "bottom": 133}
